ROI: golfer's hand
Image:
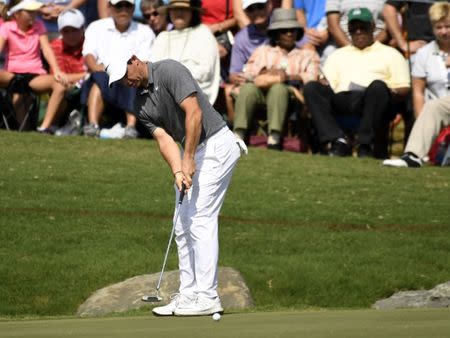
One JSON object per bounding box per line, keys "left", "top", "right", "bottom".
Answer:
{"left": 182, "top": 157, "right": 196, "bottom": 189}
{"left": 174, "top": 171, "right": 185, "bottom": 193}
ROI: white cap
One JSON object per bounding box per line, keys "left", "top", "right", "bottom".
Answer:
{"left": 109, "top": 0, "right": 135, "bottom": 5}
{"left": 106, "top": 53, "right": 133, "bottom": 87}
{"left": 242, "top": 0, "right": 267, "bottom": 10}
{"left": 7, "top": 0, "right": 43, "bottom": 16}
{"left": 57, "top": 8, "right": 85, "bottom": 31}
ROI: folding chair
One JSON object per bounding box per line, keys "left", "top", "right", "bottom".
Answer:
{"left": 0, "top": 74, "right": 40, "bottom": 131}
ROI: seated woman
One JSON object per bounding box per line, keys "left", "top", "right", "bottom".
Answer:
{"left": 0, "top": 0, "right": 68, "bottom": 132}
{"left": 383, "top": 1, "right": 450, "bottom": 168}
{"left": 151, "top": 0, "right": 220, "bottom": 105}
{"left": 233, "top": 8, "right": 319, "bottom": 150}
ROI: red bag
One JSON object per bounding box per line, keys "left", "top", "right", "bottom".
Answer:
{"left": 428, "top": 126, "right": 450, "bottom": 165}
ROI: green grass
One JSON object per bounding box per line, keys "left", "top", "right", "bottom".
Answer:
{"left": 1, "top": 309, "right": 449, "bottom": 338}
{"left": 0, "top": 131, "right": 449, "bottom": 317}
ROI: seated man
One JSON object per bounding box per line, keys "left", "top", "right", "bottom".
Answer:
{"left": 81, "top": 0, "right": 154, "bottom": 138}
{"left": 233, "top": 8, "right": 320, "bottom": 150}
{"left": 303, "top": 7, "right": 410, "bottom": 158}
{"left": 383, "top": 95, "right": 450, "bottom": 168}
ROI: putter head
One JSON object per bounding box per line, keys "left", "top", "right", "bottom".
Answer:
{"left": 141, "top": 295, "right": 162, "bottom": 302}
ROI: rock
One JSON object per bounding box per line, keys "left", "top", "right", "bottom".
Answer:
{"left": 373, "top": 281, "right": 450, "bottom": 310}
{"left": 77, "top": 267, "right": 253, "bottom": 317}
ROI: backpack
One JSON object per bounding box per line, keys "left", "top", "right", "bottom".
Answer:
{"left": 428, "top": 126, "right": 450, "bottom": 166}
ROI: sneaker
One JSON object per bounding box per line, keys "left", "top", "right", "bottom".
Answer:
{"left": 99, "top": 123, "right": 125, "bottom": 139}
{"left": 37, "top": 126, "right": 56, "bottom": 135}
{"left": 83, "top": 123, "right": 100, "bottom": 137}
{"left": 55, "top": 110, "right": 84, "bottom": 136}
{"left": 152, "top": 293, "right": 194, "bottom": 316}
{"left": 357, "top": 144, "right": 373, "bottom": 158}
{"left": 124, "top": 125, "right": 139, "bottom": 139}
{"left": 329, "top": 138, "right": 352, "bottom": 157}
{"left": 267, "top": 132, "right": 281, "bottom": 151}
{"left": 174, "top": 295, "right": 223, "bottom": 316}
{"left": 383, "top": 152, "right": 422, "bottom": 168}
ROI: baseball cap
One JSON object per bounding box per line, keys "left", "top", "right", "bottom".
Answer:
{"left": 109, "top": 0, "right": 135, "bottom": 5}
{"left": 106, "top": 53, "right": 133, "bottom": 87}
{"left": 7, "top": 0, "right": 43, "bottom": 16}
{"left": 348, "top": 7, "right": 373, "bottom": 23}
{"left": 242, "top": 0, "right": 267, "bottom": 10}
{"left": 57, "top": 9, "right": 85, "bottom": 31}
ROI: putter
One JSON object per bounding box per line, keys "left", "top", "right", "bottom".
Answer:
{"left": 142, "top": 185, "right": 186, "bottom": 303}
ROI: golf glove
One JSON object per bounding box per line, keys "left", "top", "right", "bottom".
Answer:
{"left": 236, "top": 138, "right": 248, "bottom": 155}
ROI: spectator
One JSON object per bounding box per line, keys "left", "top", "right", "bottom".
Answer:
{"left": 410, "top": 1, "right": 450, "bottom": 118}
{"left": 383, "top": 2, "right": 450, "bottom": 168}
{"left": 226, "top": 0, "right": 271, "bottom": 124}
{"left": 39, "top": 0, "right": 100, "bottom": 39}
{"left": 326, "top": 0, "right": 387, "bottom": 50}
{"left": 202, "top": 0, "right": 237, "bottom": 82}
{"left": 233, "top": 8, "right": 319, "bottom": 150}
{"left": 383, "top": 0, "right": 434, "bottom": 58}
{"left": 151, "top": 0, "right": 220, "bottom": 105}
{"left": 286, "top": 0, "right": 329, "bottom": 55}
{"left": 303, "top": 7, "right": 410, "bottom": 158}
{"left": 383, "top": 96, "right": 450, "bottom": 168}
{"left": 140, "top": 0, "right": 171, "bottom": 35}
{"left": 39, "top": 8, "right": 87, "bottom": 133}
{"left": 0, "top": 0, "right": 69, "bottom": 132}
{"left": 81, "top": 0, "right": 154, "bottom": 138}
{"left": 232, "top": 0, "right": 288, "bottom": 29}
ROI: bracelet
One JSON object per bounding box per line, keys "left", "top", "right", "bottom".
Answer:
{"left": 173, "top": 170, "right": 183, "bottom": 177}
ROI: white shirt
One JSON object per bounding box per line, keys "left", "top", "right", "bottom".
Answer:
{"left": 412, "top": 40, "right": 450, "bottom": 100}
{"left": 83, "top": 17, "right": 155, "bottom": 68}
{"left": 151, "top": 24, "right": 220, "bottom": 105}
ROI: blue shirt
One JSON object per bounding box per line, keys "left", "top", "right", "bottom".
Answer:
{"left": 294, "top": 0, "right": 326, "bottom": 29}
{"left": 229, "top": 24, "right": 268, "bottom": 74}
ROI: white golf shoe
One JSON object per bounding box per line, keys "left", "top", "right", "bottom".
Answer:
{"left": 152, "top": 294, "right": 194, "bottom": 316}
{"left": 174, "top": 295, "right": 223, "bottom": 316}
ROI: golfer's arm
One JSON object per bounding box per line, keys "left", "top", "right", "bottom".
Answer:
{"left": 180, "top": 94, "right": 202, "bottom": 161}
{"left": 153, "top": 128, "right": 183, "bottom": 175}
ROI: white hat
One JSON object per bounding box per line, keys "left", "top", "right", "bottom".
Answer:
{"left": 7, "top": 0, "right": 43, "bottom": 16}
{"left": 106, "top": 53, "right": 133, "bottom": 87}
{"left": 109, "top": 0, "right": 135, "bottom": 5}
{"left": 57, "top": 8, "right": 85, "bottom": 31}
{"left": 242, "top": 0, "right": 267, "bottom": 10}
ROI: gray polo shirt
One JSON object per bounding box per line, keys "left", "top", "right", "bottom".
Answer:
{"left": 134, "top": 59, "right": 226, "bottom": 146}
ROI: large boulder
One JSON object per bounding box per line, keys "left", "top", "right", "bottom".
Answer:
{"left": 77, "top": 266, "right": 253, "bottom": 317}
{"left": 373, "top": 281, "right": 450, "bottom": 309}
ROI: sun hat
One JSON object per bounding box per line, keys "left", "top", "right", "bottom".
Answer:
{"left": 164, "top": 0, "right": 202, "bottom": 11}
{"left": 348, "top": 7, "right": 373, "bottom": 23}
{"left": 7, "top": 0, "right": 43, "bottom": 16}
{"left": 267, "top": 8, "right": 303, "bottom": 33}
{"left": 57, "top": 8, "right": 85, "bottom": 31}
{"left": 242, "top": 0, "right": 267, "bottom": 10}
{"left": 109, "top": 0, "right": 135, "bottom": 5}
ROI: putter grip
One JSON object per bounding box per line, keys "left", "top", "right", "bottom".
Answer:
{"left": 178, "top": 184, "right": 186, "bottom": 204}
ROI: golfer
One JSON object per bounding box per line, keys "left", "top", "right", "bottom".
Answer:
{"left": 106, "top": 55, "right": 246, "bottom": 316}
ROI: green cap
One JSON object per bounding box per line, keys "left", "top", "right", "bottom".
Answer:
{"left": 348, "top": 7, "right": 373, "bottom": 23}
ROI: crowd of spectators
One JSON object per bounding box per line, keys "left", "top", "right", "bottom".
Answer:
{"left": 0, "top": 0, "right": 449, "bottom": 167}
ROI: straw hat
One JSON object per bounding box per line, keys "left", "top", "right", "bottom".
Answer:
{"left": 164, "top": 0, "right": 202, "bottom": 11}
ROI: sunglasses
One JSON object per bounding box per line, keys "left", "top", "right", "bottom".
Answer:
{"left": 278, "top": 28, "right": 297, "bottom": 34}
{"left": 348, "top": 23, "right": 371, "bottom": 34}
{"left": 143, "top": 11, "right": 159, "bottom": 20}
{"left": 113, "top": 2, "right": 134, "bottom": 9}
{"left": 246, "top": 3, "right": 266, "bottom": 12}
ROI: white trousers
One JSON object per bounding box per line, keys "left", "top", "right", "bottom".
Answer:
{"left": 405, "top": 95, "right": 450, "bottom": 158}
{"left": 174, "top": 127, "right": 241, "bottom": 299}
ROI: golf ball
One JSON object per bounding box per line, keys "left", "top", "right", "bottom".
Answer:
{"left": 212, "top": 313, "right": 221, "bottom": 321}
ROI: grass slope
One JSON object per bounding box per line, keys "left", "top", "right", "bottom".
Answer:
{"left": 0, "top": 131, "right": 449, "bottom": 316}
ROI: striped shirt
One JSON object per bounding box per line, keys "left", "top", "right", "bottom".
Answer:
{"left": 243, "top": 45, "right": 320, "bottom": 83}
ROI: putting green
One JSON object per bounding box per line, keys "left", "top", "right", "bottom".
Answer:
{"left": 1, "top": 309, "right": 449, "bottom": 338}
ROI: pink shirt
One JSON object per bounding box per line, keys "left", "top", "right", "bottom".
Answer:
{"left": 0, "top": 19, "right": 47, "bottom": 74}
